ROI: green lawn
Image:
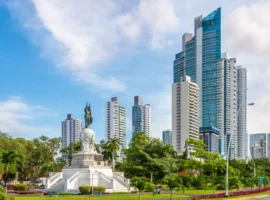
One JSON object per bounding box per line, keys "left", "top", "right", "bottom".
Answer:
{"left": 14, "top": 194, "right": 190, "bottom": 200}
{"left": 12, "top": 189, "right": 224, "bottom": 200}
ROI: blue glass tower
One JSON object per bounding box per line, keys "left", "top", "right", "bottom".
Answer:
{"left": 173, "top": 8, "right": 221, "bottom": 127}
{"left": 201, "top": 8, "right": 221, "bottom": 127}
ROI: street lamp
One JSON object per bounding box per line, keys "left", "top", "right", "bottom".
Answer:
{"left": 225, "top": 102, "right": 254, "bottom": 197}
{"left": 92, "top": 170, "right": 97, "bottom": 196}
{"left": 150, "top": 172, "right": 153, "bottom": 183}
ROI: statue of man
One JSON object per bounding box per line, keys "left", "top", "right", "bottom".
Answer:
{"left": 84, "top": 103, "right": 93, "bottom": 128}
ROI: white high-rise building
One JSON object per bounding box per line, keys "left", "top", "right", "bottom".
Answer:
{"left": 105, "top": 97, "right": 126, "bottom": 159}
{"left": 132, "top": 96, "right": 151, "bottom": 137}
{"left": 237, "top": 66, "right": 247, "bottom": 159}
{"left": 172, "top": 76, "right": 199, "bottom": 154}
{"left": 217, "top": 57, "right": 238, "bottom": 159}
{"left": 61, "top": 114, "right": 83, "bottom": 148}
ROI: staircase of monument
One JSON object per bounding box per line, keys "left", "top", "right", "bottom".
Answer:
{"left": 46, "top": 170, "right": 130, "bottom": 193}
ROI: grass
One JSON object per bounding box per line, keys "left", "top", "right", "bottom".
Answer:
{"left": 14, "top": 194, "right": 190, "bottom": 200}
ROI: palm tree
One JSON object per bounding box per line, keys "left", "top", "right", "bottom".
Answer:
{"left": 102, "top": 137, "right": 120, "bottom": 170}
{"left": 1, "top": 150, "right": 22, "bottom": 193}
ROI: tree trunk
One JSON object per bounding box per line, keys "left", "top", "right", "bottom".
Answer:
{"left": 170, "top": 189, "right": 173, "bottom": 200}
{"left": 5, "top": 165, "right": 9, "bottom": 194}
{"left": 139, "top": 191, "right": 141, "bottom": 200}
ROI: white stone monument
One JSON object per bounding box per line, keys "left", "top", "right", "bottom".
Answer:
{"left": 45, "top": 103, "right": 130, "bottom": 193}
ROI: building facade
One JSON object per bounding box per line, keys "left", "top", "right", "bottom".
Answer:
{"left": 174, "top": 8, "right": 221, "bottom": 128}
{"left": 61, "top": 114, "right": 83, "bottom": 149}
{"left": 217, "top": 56, "right": 238, "bottom": 158}
{"left": 172, "top": 76, "right": 199, "bottom": 154}
{"left": 162, "top": 130, "right": 172, "bottom": 146}
{"left": 250, "top": 133, "right": 270, "bottom": 159}
{"left": 199, "top": 126, "right": 220, "bottom": 153}
{"left": 237, "top": 66, "right": 247, "bottom": 159}
{"left": 132, "top": 96, "right": 151, "bottom": 137}
{"left": 105, "top": 97, "right": 126, "bottom": 159}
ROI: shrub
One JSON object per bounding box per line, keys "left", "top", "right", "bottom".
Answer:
{"left": 13, "top": 184, "right": 27, "bottom": 191}
{"left": 79, "top": 185, "right": 90, "bottom": 194}
{"left": 93, "top": 186, "right": 106, "bottom": 193}
{"left": 0, "top": 186, "right": 5, "bottom": 193}
{"left": 79, "top": 185, "right": 106, "bottom": 194}
{"left": 0, "top": 193, "right": 8, "bottom": 200}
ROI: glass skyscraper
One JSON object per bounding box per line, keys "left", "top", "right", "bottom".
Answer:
{"left": 173, "top": 7, "right": 221, "bottom": 127}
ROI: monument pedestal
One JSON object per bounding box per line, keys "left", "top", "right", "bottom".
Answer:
{"left": 70, "top": 151, "right": 109, "bottom": 168}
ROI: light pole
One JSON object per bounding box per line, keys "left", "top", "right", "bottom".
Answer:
{"left": 225, "top": 102, "right": 254, "bottom": 197}
{"left": 150, "top": 172, "right": 153, "bottom": 183}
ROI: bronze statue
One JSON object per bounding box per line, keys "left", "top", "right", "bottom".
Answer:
{"left": 84, "top": 103, "right": 93, "bottom": 128}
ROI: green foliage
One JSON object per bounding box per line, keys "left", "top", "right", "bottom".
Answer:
{"left": 0, "top": 186, "right": 5, "bottom": 193}
{"left": 101, "top": 137, "right": 120, "bottom": 170}
{"left": 78, "top": 185, "right": 106, "bottom": 194}
{"left": 0, "top": 193, "right": 8, "bottom": 200}
{"left": 116, "top": 133, "right": 177, "bottom": 182}
{"left": 13, "top": 184, "right": 27, "bottom": 191}
{"left": 60, "top": 142, "right": 81, "bottom": 166}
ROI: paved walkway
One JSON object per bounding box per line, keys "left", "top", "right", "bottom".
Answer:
{"left": 230, "top": 194, "right": 270, "bottom": 199}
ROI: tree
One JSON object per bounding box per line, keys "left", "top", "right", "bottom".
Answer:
{"left": 102, "top": 137, "right": 120, "bottom": 171}
{"left": 1, "top": 150, "right": 22, "bottom": 192}
{"left": 60, "top": 142, "right": 81, "bottom": 166}
{"left": 163, "top": 174, "right": 183, "bottom": 200}
{"left": 116, "top": 133, "right": 177, "bottom": 183}
{"left": 131, "top": 177, "right": 148, "bottom": 200}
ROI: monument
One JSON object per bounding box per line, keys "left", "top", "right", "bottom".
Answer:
{"left": 45, "top": 103, "right": 130, "bottom": 193}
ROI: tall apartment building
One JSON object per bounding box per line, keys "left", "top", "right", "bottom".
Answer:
{"left": 61, "top": 114, "right": 83, "bottom": 148}
{"left": 250, "top": 133, "right": 270, "bottom": 159}
{"left": 105, "top": 97, "right": 126, "bottom": 159}
{"left": 217, "top": 56, "right": 238, "bottom": 158}
{"left": 162, "top": 130, "right": 172, "bottom": 146}
{"left": 172, "top": 76, "right": 199, "bottom": 154}
{"left": 132, "top": 96, "right": 151, "bottom": 138}
{"left": 237, "top": 66, "right": 247, "bottom": 159}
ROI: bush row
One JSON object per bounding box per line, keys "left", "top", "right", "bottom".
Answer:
{"left": 13, "top": 184, "right": 27, "bottom": 191}
{"left": 79, "top": 185, "right": 106, "bottom": 194}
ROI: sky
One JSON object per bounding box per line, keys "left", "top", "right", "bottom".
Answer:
{"left": 0, "top": 0, "right": 270, "bottom": 145}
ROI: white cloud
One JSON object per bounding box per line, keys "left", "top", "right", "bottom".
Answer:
{"left": 224, "top": 1, "right": 270, "bottom": 133}
{"left": 6, "top": 0, "right": 180, "bottom": 94}
{"left": 0, "top": 97, "right": 59, "bottom": 138}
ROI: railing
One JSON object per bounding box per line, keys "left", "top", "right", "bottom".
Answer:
{"left": 113, "top": 172, "right": 130, "bottom": 187}
{"left": 98, "top": 172, "right": 111, "bottom": 185}
{"left": 65, "top": 172, "right": 80, "bottom": 190}
{"left": 46, "top": 172, "right": 62, "bottom": 189}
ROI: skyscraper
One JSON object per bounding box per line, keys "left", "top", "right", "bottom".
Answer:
{"left": 172, "top": 76, "right": 199, "bottom": 154}
{"left": 105, "top": 97, "right": 126, "bottom": 159}
{"left": 61, "top": 114, "right": 83, "bottom": 148}
{"left": 132, "top": 96, "right": 151, "bottom": 137}
{"left": 237, "top": 66, "right": 247, "bottom": 159}
{"left": 250, "top": 133, "right": 270, "bottom": 159}
{"left": 162, "top": 130, "right": 172, "bottom": 146}
{"left": 217, "top": 56, "right": 238, "bottom": 158}
{"left": 173, "top": 8, "right": 247, "bottom": 159}
{"left": 173, "top": 7, "right": 221, "bottom": 128}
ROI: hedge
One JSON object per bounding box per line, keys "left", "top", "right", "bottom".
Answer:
{"left": 13, "top": 184, "right": 27, "bottom": 191}
{"left": 79, "top": 185, "right": 106, "bottom": 194}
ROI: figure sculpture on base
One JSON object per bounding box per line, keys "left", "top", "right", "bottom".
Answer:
{"left": 81, "top": 103, "right": 95, "bottom": 152}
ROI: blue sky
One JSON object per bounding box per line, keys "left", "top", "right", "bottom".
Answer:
{"left": 0, "top": 0, "right": 270, "bottom": 144}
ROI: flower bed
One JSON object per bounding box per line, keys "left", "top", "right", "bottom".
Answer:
{"left": 192, "top": 186, "right": 270, "bottom": 199}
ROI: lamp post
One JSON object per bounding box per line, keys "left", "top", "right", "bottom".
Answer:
{"left": 225, "top": 102, "right": 254, "bottom": 197}
{"left": 150, "top": 172, "right": 153, "bottom": 183}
